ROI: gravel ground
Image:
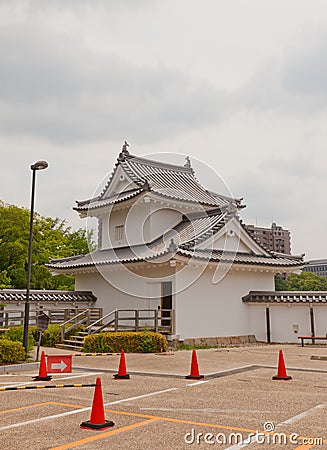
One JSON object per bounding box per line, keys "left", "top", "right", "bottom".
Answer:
{"left": 0, "top": 344, "right": 326, "bottom": 449}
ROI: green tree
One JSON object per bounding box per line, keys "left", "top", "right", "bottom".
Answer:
{"left": 0, "top": 270, "right": 12, "bottom": 288}
{"left": 275, "top": 271, "right": 327, "bottom": 291}
{"left": 274, "top": 274, "right": 287, "bottom": 291}
{"left": 0, "top": 201, "right": 94, "bottom": 290}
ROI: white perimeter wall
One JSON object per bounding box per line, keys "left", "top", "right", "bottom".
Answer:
{"left": 174, "top": 267, "right": 274, "bottom": 340}
{"left": 248, "top": 304, "right": 327, "bottom": 343}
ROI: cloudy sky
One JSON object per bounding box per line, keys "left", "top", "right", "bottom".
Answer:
{"left": 1, "top": 0, "right": 326, "bottom": 260}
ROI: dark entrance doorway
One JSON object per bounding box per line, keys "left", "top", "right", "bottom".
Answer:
{"left": 161, "top": 281, "right": 172, "bottom": 326}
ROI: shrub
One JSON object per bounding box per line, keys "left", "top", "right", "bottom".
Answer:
{"left": 0, "top": 339, "right": 26, "bottom": 364}
{"left": 3, "top": 325, "right": 36, "bottom": 351}
{"left": 83, "top": 331, "right": 168, "bottom": 353}
{"left": 39, "top": 324, "right": 85, "bottom": 347}
{"left": 41, "top": 324, "right": 62, "bottom": 347}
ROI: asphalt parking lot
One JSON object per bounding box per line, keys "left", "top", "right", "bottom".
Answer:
{"left": 0, "top": 344, "right": 326, "bottom": 449}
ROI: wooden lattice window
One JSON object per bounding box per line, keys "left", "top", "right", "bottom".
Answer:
{"left": 115, "top": 225, "right": 124, "bottom": 241}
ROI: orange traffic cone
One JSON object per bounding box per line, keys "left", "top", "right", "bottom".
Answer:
{"left": 33, "top": 350, "right": 52, "bottom": 381}
{"left": 272, "top": 349, "right": 292, "bottom": 380}
{"left": 113, "top": 349, "right": 130, "bottom": 379}
{"left": 80, "top": 377, "right": 115, "bottom": 430}
{"left": 186, "top": 350, "right": 204, "bottom": 379}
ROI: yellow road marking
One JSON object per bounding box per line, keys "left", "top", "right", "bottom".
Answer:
{"left": 51, "top": 402, "right": 260, "bottom": 434}
{"left": 294, "top": 445, "right": 314, "bottom": 449}
{"left": 52, "top": 402, "right": 327, "bottom": 442}
{"left": 24, "top": 401, "right": 327, "bottom": 448}
{"left": 0, "top": 402, "right": 53, "bottom": 415}
{"left": 49, "top": 402, "right": 86, "bottom": 409}
{"left": 49, "top": 419, "right": 159, "bottom": 450}
{"left": 104, "top": 408, "right": 255, "bottom": 433}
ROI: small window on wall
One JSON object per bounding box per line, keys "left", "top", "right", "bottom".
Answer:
{"left": 115, "top": 225, "right": 125, "bottom": 241}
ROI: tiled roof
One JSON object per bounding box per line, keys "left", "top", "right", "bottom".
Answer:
{"left": 176, "top": 211, "right": 231, "bottom": 249}
{"left": 48, "top": 210, "right": 230, "bottom": 271}
{"left": 243, "top": 291, "right": 327, "bottom": 303}
{"left": 177, "top": 248, "right": 304, "bottom": 267}
{"left": 48, "top": 209, "right": 303, "bottom": 272}
{"left": 75, "top": 152, "right": 242, "bottom": 212}
{"left": 75, "top": 189, "right": 142, "bottom": 212}
{"left": 0, "top": 290, "right": 97, "bottom": 303}
{"left": 122, "top": 155, "right": 230, "bottom": 206}
{"left": 48, "top": 246, "right": 171, "bottom": 270}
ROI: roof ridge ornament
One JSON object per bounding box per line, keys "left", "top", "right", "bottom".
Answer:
{"left": 168, "top": 238, "right": 178, "bottom": 252}
{"left": 184, "top": 156, "right": 191, "bottom": 169}
{"left": 118, "top": 141, "right": 130, "bottom": 161}
{"left": 226, "top": 202, "right": 237, "bottom": 215}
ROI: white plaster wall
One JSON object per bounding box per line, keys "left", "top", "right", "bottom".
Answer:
{"left": 249, "top": 304, "right": 312, "bottom": 343}
{"left": 247, "top": 304, "right": 327, "bottom": 343}
{"left": 175, "top": 267, "right": 274, "bottom": 339}
{"left": 75, "top": 272, "right": 149, "bottom": 311}
{"left": 248, "top": 305, "right": 267, "bottom": 342}
{"left": 102, "top": 203, "right": 182, "bottom": 249}
{"left": 75, "top": 267, "right": 174, "bottom": 311}
{"left": 314, "top": 305, "right": 327, "bottom": 336}
{"left": 125, "top": 202, "right": 151, "bottom": 246}
{"left": 75, "top": 269, "right": 174, "bottom": 328}
{"left": 269, "top": 305, "right": 310, "bottom": 343}
{"left": 105, "top": 208, "right": 128, "bottom": 248}
{"left": 210, "top": 233, "right": 250, "bottom": 252}
{"left": 145, "top": 206, "right": 182, "bottom": 242}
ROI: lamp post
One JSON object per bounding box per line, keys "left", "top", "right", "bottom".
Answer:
{"left": 23, "top": 160, "right": 48, "bottom": 355}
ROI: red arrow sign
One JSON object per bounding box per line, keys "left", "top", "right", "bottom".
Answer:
{"left": 47, "top": 355, "right": 72, "bottom": 373}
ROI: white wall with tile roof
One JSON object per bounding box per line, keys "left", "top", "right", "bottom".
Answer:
{"left": 172, "top": 265, "right": 274, "bottom": 340}
{"left": 248, "top": 303, "right": 327, "bottom": 342}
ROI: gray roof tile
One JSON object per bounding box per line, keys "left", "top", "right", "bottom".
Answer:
{"left": 48, "top": 210, "right": 303, "bottom": 271}
{"left": 243, "top": 291, "right": 327, "bottom": 303}
{"left": 0, "top": 290, "right": 97, "bottom": 303}
{"left": 75, "top": 153, "right": 241, "bottom": 211}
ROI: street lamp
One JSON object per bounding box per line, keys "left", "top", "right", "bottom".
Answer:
{"left": 23, "top": 160, "right": 48, "bottom": 355}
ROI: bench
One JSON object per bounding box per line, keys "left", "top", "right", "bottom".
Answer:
{"left": 298, "top": 335, "right": 327, "bottom": 347}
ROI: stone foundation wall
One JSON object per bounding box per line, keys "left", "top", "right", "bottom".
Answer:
{"left": 182, "top": 335, "right": 257, "bottom": 347}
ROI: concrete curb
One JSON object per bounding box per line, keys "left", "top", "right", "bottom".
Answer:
{"left": 259, "top": 364, "right": 327, "bottom": 374}
{"left": 0, "top": 362, "right": 39, "bottom": 374}
{"left": 74, "top": 364, "right": 258, "bottom": 379}
{"left": 310, "top": 355, "right": 327, "bottom": 361}
{"left": 73, "top": 366, "right": 186, "bottom": 379}
{"left": 74, "top": 364, "right": 327, "bottom": 379}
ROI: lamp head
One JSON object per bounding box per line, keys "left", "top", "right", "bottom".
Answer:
{"left": 31, "top": 160, "right": 48, "bottom": 171}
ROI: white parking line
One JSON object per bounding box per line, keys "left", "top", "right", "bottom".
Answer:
{"left": 279, "top": 403, "right": 327, "bottom": 425}
{"left": 0, "top": 387, "right": 178, "bottom": 431}
{"left": 0, "top": 372, "right": 103, "bottom": 389}
{"left": 225, "top": 403, "right": 327, "bottom": 449}
{"left": 186, "top": 380, "right": 209, "bottom": 386}
{"left": 107, "top": 388, "right": 178, "bottom": 406}
{"left": 140, "top": 408, "right": 274, "bottom": 413}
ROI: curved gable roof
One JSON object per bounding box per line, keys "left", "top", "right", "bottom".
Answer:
{"left": 75, "top": 149, "right": 242, "bottom": 212}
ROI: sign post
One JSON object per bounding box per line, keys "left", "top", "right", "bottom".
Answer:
{"left": 36, "top": 311, "right": 50, "bottom": 361}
